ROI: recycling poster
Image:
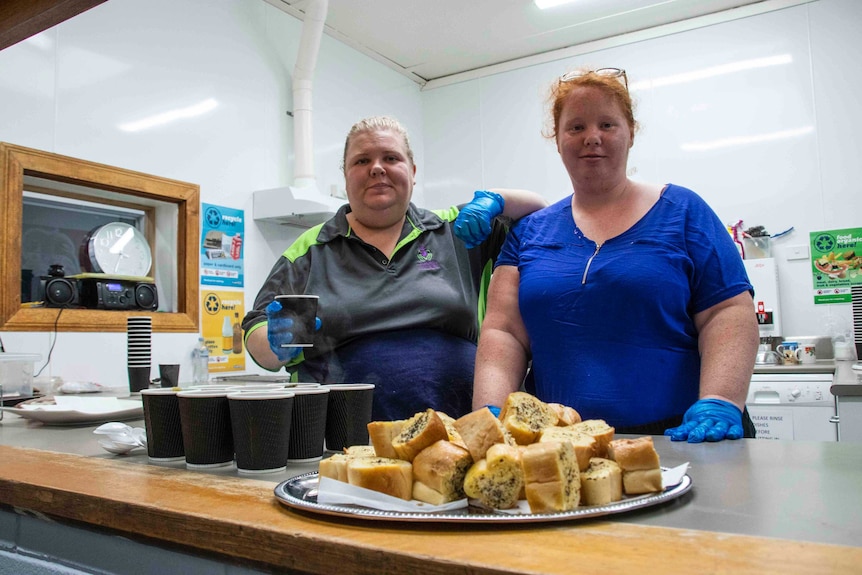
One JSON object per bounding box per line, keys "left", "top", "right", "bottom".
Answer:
{"left": 200, "top": 289, "right": 246, "bottom": 372}
{"left": 198, "top": 203, "right": 246, "bottom": 372}
{"left": 200, "top": 203, "right": 244, "bottom": 287}
{"left": 810, "top": 227, "right": 862, "bottom": 304}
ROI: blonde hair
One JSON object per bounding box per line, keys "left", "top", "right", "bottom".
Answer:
{"left": 341, "top": 116, "right": 415, "bottom": 171}
{"left": 543, "top": 68, "right": 638, "bottom": 141}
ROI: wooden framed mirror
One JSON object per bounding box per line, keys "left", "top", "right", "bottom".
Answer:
{"left": 0, "top": 142, "right": 200, "bottom": 332}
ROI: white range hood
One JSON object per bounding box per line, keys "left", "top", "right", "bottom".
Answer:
{"left": 253, "top": 185, "right": 345, "bottom": 228}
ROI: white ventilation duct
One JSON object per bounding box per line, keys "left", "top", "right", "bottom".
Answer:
{"left": 292, "top": 0, "right": 327, "bottom": 190}
{"left": 254, "top": 0, "right": 342, "bottom": 227}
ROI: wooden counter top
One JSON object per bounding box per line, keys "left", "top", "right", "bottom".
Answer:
{"left": 1, "top": 444, "right": 860, "bottom": 574}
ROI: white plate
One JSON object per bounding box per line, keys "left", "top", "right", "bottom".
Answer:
{"left": 274, "top": 469, "right": 692, "bottom": 524}
{"left": 0, "top": 396, "right": 143, "bottom": 425}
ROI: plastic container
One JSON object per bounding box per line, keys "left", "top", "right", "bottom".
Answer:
{"left": 0, "top": 353, "right": 41, "bottom": 399}
{"left": 743, "top": 236, "right": 771, "bottom": 259}
{"left": 191, "top": 338, "right": 210, "bottom": 385}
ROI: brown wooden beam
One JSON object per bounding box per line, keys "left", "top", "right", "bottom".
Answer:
{"left": 0, "top": 0, "right": 108, "bottom": 52}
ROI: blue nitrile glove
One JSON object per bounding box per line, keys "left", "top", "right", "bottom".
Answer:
{"left": 484, "top": 405, "right": 501, "bottom": 417}
{"left": 664, "top": 398, "right": 744, "bottom": 443}
{"left": 454, "top": 190, "right": 505, "bottom": 248}
{"left": 265, "top": 300, "right": 322, "bottom": 363}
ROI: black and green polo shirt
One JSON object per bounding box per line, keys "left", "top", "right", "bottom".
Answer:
{"left": 242, "top": 202, "right": 508, "bottom": 419}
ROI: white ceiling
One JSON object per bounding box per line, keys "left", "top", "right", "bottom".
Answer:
{"left": 267, "top": 0, "right": 773, "bottom": 86}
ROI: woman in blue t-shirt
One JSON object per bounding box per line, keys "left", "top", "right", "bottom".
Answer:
{"left": 472, "top": 68, "right": 759, "bottom": 442}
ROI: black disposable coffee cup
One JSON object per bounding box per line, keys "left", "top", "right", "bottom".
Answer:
{"left": 287, "top": 387, "right": 329, "bottom": 463}
{"left": 177, "top": 389, "right": 234, "bottom": 468}
{"left": 228, "top": 391, "right": 295, "bottom": 474}
{"left": 274, "top": 295, "right": 319, "bottom": 347}
{"left": 128, "top": 365, "right": 151, "bottom": 393}
{"left": 158, "top": 364, "right": 180, "bottom": 388}
{"left": 322, "top": 384, "right": 375, "bottom": 452}
{"left": 141, "top": 388, "right": 184, "bottom": 462}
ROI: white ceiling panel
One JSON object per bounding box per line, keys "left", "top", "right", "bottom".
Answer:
{"left": 267, "top": 0, "right": 778, "bottom": 84}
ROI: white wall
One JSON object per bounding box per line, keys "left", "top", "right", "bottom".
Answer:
{"left": 421, "top": 0, "right": 862, "bottom": 342}
{"left": 0, "top": 0, "right": 422, "bottom": 387}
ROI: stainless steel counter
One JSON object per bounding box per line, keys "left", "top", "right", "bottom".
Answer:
{"left": 753, "top": 359, "right": 837, "bottom": 375}
{"left": 1, "top": 413, "right": 860, "bottom": 549}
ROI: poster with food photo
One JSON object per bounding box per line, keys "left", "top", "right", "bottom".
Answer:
{"left": 810, "top": 227, "right": 862, "bottom": 304}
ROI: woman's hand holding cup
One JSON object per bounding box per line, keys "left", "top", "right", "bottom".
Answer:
{"left": 265, "top": 297, "right": 321, "bottom": 362}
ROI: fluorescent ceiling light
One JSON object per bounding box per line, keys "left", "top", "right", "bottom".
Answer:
{"left": 630, "top": 55, "right": 793, "bottom": 91}
{"left": 681, "top": 126, "right": 814, "bottom": 152}
{"left": 119, "top": 98, "right": 218, "bottom": 132}
{"left": 535, "top": 0, "right": 579, "bottom": 9}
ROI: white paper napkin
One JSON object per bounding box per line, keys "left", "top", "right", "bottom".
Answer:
{"left": 316, "top": 476, "right": 468, "bottom": 513}
{"left": 662, "top": 462, "right": 690, "bottom": 488}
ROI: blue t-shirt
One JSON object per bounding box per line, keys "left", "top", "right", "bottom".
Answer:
{"left": 496, "top": 184, "right": 752, "bottom": 428}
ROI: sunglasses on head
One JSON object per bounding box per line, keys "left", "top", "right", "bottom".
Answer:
{"left": 559, "top": 68, "right": 628, "bottom": 91}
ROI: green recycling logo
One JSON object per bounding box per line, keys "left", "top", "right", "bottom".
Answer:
{"left": 813, "top": 233, "right": 835, "bottom": 253}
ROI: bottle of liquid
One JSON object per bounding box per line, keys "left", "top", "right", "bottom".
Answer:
{"left": 232, "top": 312, "right": 243, "bottom": 354}
{"left": 222, "top": 315, "right": 233, "bottom": 354}
{"left": 191, "top": 337, "right": 209, "bottom": 384}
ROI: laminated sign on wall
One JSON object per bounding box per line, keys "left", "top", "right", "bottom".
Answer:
{"left": 200, "top": 203, "right": 244, "bottom": 288}
{"left": 201, "top": 290, "right": 245, "bottom": 373}
{"left": 810, "top": 227, "right": 862, "bottom": 304}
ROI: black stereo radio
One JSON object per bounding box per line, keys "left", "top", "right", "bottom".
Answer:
{"left": 36, "top": 266, "right": 158, "bottom": 311}
{"left": 77, "top": 277, "right": 158, "bottom": 311}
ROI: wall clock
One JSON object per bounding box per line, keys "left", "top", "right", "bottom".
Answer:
{"left": 80, "top": 222, "right": 152, "bottom": 277}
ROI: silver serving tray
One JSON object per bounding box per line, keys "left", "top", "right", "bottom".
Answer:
{"left": 274, "top": 470, "right": 692, "bottom": 523}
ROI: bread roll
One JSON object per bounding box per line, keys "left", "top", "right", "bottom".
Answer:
{"left": 412, "top": 480, "right": 452, "bottom": 505}
{"left": 319, "top": 453, "right": 350, "bottom": 482}
{"left": 392, "top": 409, "right": 448, "bottom": 462}
{"left": 548, "top": 403, "right": 582, "bottom": 426}
{"left": 607, "top": 436, "right": 660, "bottom": 471}
{"left": 436, "top": 411, "right": 468, "bottom": 449}
{"left": 622, "top": 468, "right": 663, "bottom": 495}
{"left": 580, "top": 457, "right": 623, "bottom": 506}
{"left": 454, "top": 406, "right": 513, "bottom": 461}
{"left": 411, "top": 440, "right": 472, "bottom": 504}
{"left": 343, "top": 445, "right": 377, "bottom": 458}
{"left": 346, "top": 457, "right": 413, "bottom": 500}
{"left": 367, "top": 419, "right": 404, "bottom": 459}
{"left": 499, "top": 391, "right": 558, "bottom": 445}
{"left": 463, "top": 443, "right": 524, "bottom": 509}
{"left": 538, "top": 426, "right": 597, "bottom": 471}
{"left": 571, "top": 420, "right": 615, "bottom": 457}
{"left": 521, "top": 441, "right": 580, "bottom": 513}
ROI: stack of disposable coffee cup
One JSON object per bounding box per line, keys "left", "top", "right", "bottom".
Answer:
{"left": 127, "top": 316, "right": 152, "bottom": 392}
